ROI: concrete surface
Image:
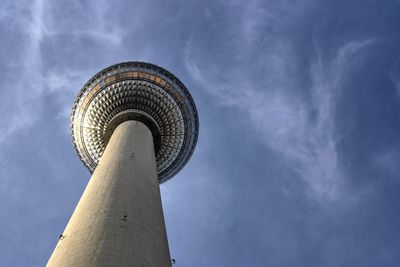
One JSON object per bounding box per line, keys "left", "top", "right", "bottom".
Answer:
{"left": 47, "top": 120, "right": 171, "bottom": 267}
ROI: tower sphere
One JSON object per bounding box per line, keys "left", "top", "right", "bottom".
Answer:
{"left": 70, "top": 62, "right": 199, "bottom": 183}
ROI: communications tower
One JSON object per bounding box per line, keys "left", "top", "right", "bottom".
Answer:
{"left": 47, "top": 62, "right": 199, "bottom": 267}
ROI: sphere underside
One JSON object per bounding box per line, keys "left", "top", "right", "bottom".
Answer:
{"left": 70, "top": 62, "right": 199, "bottom": 183}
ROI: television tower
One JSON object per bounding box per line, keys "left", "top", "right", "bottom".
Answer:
{"left": 47, "top": 62, "right": 199, "bottom": 267}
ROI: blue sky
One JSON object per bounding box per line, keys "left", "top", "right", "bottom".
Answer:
{"left": 1, "top": 0, "right": 400, "bottom": 266}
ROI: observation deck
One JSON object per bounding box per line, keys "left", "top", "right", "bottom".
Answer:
{"left": 70, "top": 62, "right": 199, "bottom": 183}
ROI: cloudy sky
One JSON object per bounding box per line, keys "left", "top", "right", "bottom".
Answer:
{"left": 1, "top": 0, "right": 400, "bottom": 266}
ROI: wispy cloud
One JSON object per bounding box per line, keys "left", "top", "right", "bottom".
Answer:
{"left": 390, "top": 59, "right": 400, "bottom": 98}
{"left": 0, "top": 0, "right": 46, "bottom": 143}
{"left": 184, "top": 5, "right": 375, "bottom": 202}
{"left": 371, "top": 148, "right": 400, "bottom": 175}
{"left": 0, "top": 0, "right": 127, "bottom": 143}
{"left": 44, "top": 0, "right": 125, "bottom": 45}
{"left": 303, "top": 38, "right": 376, "bottom": 201}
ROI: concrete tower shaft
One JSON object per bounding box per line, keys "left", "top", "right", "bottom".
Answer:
{"left": 47, "top": 121, "right": 170, "bottom": 266}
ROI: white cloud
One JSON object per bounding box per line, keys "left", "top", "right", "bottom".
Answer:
{"left": 0, "top": 0, "right": 46, "bottom": 143}
{"left": 0, "top": 0, "right": 128, "bottom": 144}
{"left": 44, "top": 0, "right": 126, "bottom": 45}
{"left": 184, "top": 13, "right": 375, "bottom": 202}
